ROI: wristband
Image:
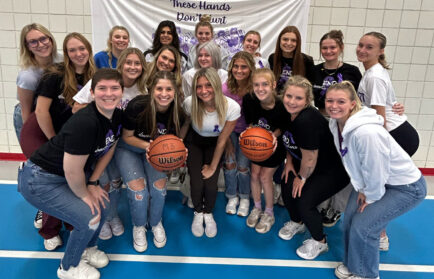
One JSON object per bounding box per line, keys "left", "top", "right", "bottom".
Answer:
{"left": 297, "top": 174, "right": 306, "bottom": 181}
{"left": 87, "top": 180, "right": 99, "bottom": 186}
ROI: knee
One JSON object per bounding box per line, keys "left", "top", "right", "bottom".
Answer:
{"left": 238, "top": 167, "right": 249, "bottom": 175}
{"left": 259, "top": 174, "right": 271, "bottom": 185}
{"left": 127, "top": 178, "right": 146, "bottom": 191}
{"left": 224, "top": 162, "right": 236, "bottom": 171}
{"left": 153, "top": 178, "right": 167, "bottom": 190}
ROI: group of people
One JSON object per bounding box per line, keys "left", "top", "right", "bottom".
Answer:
{"left": 14, "top": 15, "right": 426, "bottom": 279}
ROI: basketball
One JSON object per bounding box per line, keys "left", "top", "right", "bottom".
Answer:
{"left": 240, "top": 127, "right": 274, "bottom": 162}
{"left": 148, "top": 134, "right": 187, "bottom": 172}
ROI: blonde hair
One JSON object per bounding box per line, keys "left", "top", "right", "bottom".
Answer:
{"left": 106, "top": 26, "right": 130, "bottom": 68}
{"left": 251, "top": 68, "right": 277, "bottom": 98}
{"left": 19, "top": 23, "right": 58, "bottom": 69}
{"left": 283, "top": 75, "right": 314, "bottom": 107}
{"left": 116, "top": 48, "right": 147, "bottom": 95}
{"left": 243, "top": 30, "right": 262, "bottom": 48}
{"left": 327, "top": 81, "right": 362, "bottom": 117}
{"left": 191, "top": 68, "right": 227, "bottom": 129}
{"left": 227, "top": 51, "right": 255, "bottom": 94}
{"left": 364, "top": 32, "right": 390, "bottom": 69}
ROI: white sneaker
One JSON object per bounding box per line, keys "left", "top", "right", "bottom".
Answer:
{"left": 225, "top": 197, "right": 239, "bottom": 215}
{"left": 152, "top": 221, "right": 167, "bottom": 248}
{"left": 187, "top": 197, "right": 194, "bottom": 209}
{"left": 237, "top": 198, "right": 250, "bottom": 217}
{"left": 278, "top": 221, "right": 306, "bottom": 240}
{"left": 246, "top": 207, "right": 262, "bottom": 228}
{"left": 133, "top": 226, "right": 147, "bottom": 252}
{"left": 169, "top": 169, "right": 180, "bottom": 184}
{"left": 109, "top": 217, "right": 124, "bottom": 237}
{"left": 347, "top": 276, "right": 379, "bottom": 279}
{"left": 191, "top": 211, "right": 204, "bottom": 237}
{"left": 81, "top": 246, "right": 109, "bottom": 268}
{"left": 98, "top": 221, "right": 112, "bottom": 240}
{"left": 44, "top": 235, "right": 62, "bottom": 251}
{"left": 296, "top": 238, "right": 329, "bottom": 260}
{"left": 255, "top": 213, "right": 275, "bottom": 234}
{"left": 34, "top": 209, "right": 43, "bottom": 229}
{"left": 379, "top": 235, "right": 389, "bottom": 251}
{"left": 57, "top": 260, "right": 100, "bottom": 279}
{"left": 203, "top": 213, "right": 217, "bottom": 238}
{"left": 273, "top": 183, "right": 281, "bottom": 204}
{"left": 335, "top": 264, "right": 352, "bottom": 279}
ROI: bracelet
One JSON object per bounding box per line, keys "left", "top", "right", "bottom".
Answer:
{"left": 297, "top": 174, "right": 306, "bottom": 181}
{"left": 87, "top": 180, "right": 99, "bottom": 186}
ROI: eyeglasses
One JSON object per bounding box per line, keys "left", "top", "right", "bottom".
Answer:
{"left": 27, "top": 36, "right": 50, "bottom": 48}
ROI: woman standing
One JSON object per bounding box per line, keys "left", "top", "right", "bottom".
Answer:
{"left": 184, "top": 67, "right": 240, "bottom": 238}
{"left": 325, "top": 81, "right": 426, "bottom": 279}
{"left": 18, "top": 68, "right": 124, "bottom": 279}
{"left": 94, "top": 26, "right": 130, "bottom": 69}
{"left": 242, "top": 30, "right": 269, "bottom": 69}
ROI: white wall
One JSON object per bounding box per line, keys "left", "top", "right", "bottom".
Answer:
{"left": 0, "top": 0, "right": 433, "bottom": 167}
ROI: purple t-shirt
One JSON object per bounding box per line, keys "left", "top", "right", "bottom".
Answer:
{"left": 222, "top": 82, "right": 247, "bottom": 133}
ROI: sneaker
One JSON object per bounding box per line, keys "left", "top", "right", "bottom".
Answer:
{"left": 237, "top": 198, "right": 250, "bottom": 217}
{"left": 81, "top": 246, "right": 109, "bottom": 268}
{"left": 57, "top": 260, "right": 100, "bottom": 279}
{"left": 225, "top": 197, "right": 239, "bottom": 215}
{"left": 273, "top": 183, "right": 281, "bottom": 205}
{"left": 278, "top": 195, "right": 285, "bottom": 206}
{"left": 187, "top": 197, "right": 194, "bottom": 209}
{"left": 203, "top": 213, "right": 217, "bottom": 238}
{"left": 255, "top": 213, "right": 275, "bottom": 233}
{"left": 169, "top": 169, "right": 180, "bottom": 184}
{"left": 191, "top": 211, "right": 204, "bottom": 237}
{"left": 246, "top": 207, "right": 262, "bottom": 228}
{"left": 44, "top": 235, "right": 62, "bottom": 251}
{"left": 152, "top": 221, "right": 167, "bottom": 248}
{"left": 335, "top": 264, "right": 352, "bottom": 279}
{"left": 379, "top": 235, "right": 389, "bottom": 251}
{"left": 133, "top": 226, "right": 147, "bottom": 252}
{"left": 109, "top": 217, "right": 124, "bottom": 237}
{"left": 322, "top": 208, "right": 342, "bottom": 227}
{"left": 296, "top": 238, "right": 329, "bottom": 260}
{"left": 98, "top": 221, "right": 112, "bottom": 240}
{"left": 347, "top": 276, "right": 379, "bottom": 279}
{"left": 278, "top": 221, "right": 306, "bottom": 240}
{"left": 34, "top": 209, "right": 43, "bottom": 229}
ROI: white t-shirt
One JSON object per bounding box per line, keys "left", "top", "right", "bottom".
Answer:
{"left": 183, "top": 95, "right": 240, "bottom": 137}
{"left": 357, "top": 63, "right": 406, "bottom": 131}
{"left": 182, "top": 68, "right": 228, "bottom": 98}
{"left": 254, "top": 56, "right": 270, "bottom": 69}
{"left": 73, "top": 80, "right": 144, "bottom": 110}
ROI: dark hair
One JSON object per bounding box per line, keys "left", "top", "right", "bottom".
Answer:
{"left": 364, "top": 31, "right": 390, "bottom": 69}
{"left": 91, "top": 68, "right": 124, "bottom": 91}
{"left": 320, "top": 30, "right": 344, "bottom": 58}
{"left": 151, "top": 20, "right": 181, "bottom": 56}
{"left": 273, "top": 26, "right": 305, "bottom": 79}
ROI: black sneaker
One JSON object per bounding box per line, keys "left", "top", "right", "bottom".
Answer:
{"left": 34, "top": 209, "right": 43, "bottom": 229}
{"left": 322, "top": 208, "right": 341, "bottom": 227}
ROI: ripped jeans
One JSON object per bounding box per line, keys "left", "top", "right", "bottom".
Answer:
{"left": 18, "top": 160, "right": 108, "bottom": 270}
{"left": 115, "top": 141, "right": 167, "bottom": 227}
{"left": 99, "top": 158, "right": 122, "bottom": 221}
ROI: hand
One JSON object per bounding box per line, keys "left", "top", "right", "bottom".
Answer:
{"left": 292, "top": 176, "right": 305, "bottom": 198}
{"left": 81, "top": 192, "right": 101, "bottom": 225}
{"left": 392, "top": 102, "right": 405, "bottom": 116}
{"left": 357, "top": 192, "right": 368, "bottom": 213}
{"left": 72, "top": 102, "right": 87, "bottom": 114}
{"left": 281, "top": 160, "right": 296, "bottom": 184}
{"left": 201, "top": 164, "right": 216, "bottom": 179}
{"left": 271, "top": 132, "right": 278, "bottom": 153}
{"left": 145, "top": 140, "right": 152, "bottom": 162}
{"left": 88, "top": 184, "right": 109, "bottom": 209}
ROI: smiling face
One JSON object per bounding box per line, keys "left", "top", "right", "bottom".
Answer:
{"left": 110, "top": 29, "right": 129, "bottom": 53}
{"left": 160, "top": 26, "right": 173, "bottom": 45}
{"left": 321, "top": 38, "right": 342, "bottom": 64}
{"left": 91, "top": 79, "right": 123, "bottom": 118}
{"left": 122, "top": 53, "right": 142, "bottom": 85}
{"left": 356, "top": 35, "right": 384, "bottom": 67}
{"left": 325, "top": 89, "right": 355, "bottom": 123}
{"left": 198, "top": 48, "right": 212, "bottom": 68}
{"left": 253, "top": 74, "right": 275, "bottom": 103}
{"left": 231, "top": 58, "right": 250, "bottom": 82}
{"left": 66, "top": 37, "right": 89, "bottom": 73}
{"left": 196, "top": 26, "right": 213, "bottom": 44}
{"left": 283, "top": 85, "right": 307, "bottom": 117}
{"left": 243, "top": 33, "right": 260, "bottom": 55}
{"left": 156, "top": 49, "right": 176, "bottom": 71}
{"left": 153, "top": 78, "right": 175, "bottom": 112}
{"left": 26, "top": 29, "right": 53, "bottom": 59}
{"left": 280, "top": 32, "right": 297, "bottom": 58}
{"left": 196, "top": 76, "right": 215, "bottom": 104}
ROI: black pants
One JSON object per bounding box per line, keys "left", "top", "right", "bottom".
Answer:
{"left": 390, "top": 120, "right": 419, "bottom": 157}
{"left": 185, "top": 128, "right": 220, "bottom": 213}
{"left": 281, "top": 170, "right": 349, "bottom": 241}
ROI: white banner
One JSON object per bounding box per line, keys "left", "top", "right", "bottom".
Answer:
{"left": 91, "top": 0, "right": 310, "bottom": 61}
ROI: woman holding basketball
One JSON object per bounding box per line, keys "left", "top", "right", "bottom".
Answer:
{"left": 242, "top": 68, "right": 286, "bottom": 234}
{"left": 116, "top": 71, "right": 187, "bottom": 252}
{"left": 184, "top": 67, "right": 240, "bottom": 238}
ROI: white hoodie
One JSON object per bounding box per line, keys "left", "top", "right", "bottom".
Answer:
{"left": 329, "top": 107, "right": 421, "bottom": 204}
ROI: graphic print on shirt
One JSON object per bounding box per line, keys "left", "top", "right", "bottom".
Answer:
{"left": 157, "top": 122, "right": 167, "bottom": 135}
{"left": 95, "top": 124, "right": 122, "bottom": 158}
{"left": 278, "top": 64, "right": 292, "bottom": 89}
{"left": 257, "top": 117, "right": 271, "bottom": 131}
{"left": 282, "top": 130, "right": 301, "bottom": 160}
{"left": 319, "top": 73, "right": 343, "bottom": 99}
{"left": 213, "top": 124, "right": 220, "bottom": 133}
{"left": 357, "top": 89, "right": 366, "bottom": 103}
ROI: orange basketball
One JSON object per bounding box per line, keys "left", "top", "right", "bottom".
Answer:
{"left": 240, "top": 127, "right": 274, "bottom": 162}
{"left": 148, "top": 134, "right": 187, "bottom": 172}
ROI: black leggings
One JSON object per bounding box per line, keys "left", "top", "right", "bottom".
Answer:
{"left": 389, "top": 121, "right": 419, "bottom": 157}
{"left": 185, "top": 128, "right": 220, "bottom": 213}
{"left": 281, "top": 170, "right": 349, "bottom": 241}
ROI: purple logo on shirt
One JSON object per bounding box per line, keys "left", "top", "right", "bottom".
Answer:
{"left": 95, "top": 124, "right": 122, "bottom": 158}
{"left": 157, "top": 122, "right": 167, "bottom": 135}
{"left": 357, "top": 91, "right": 366, "bottom": 103}
{"left": 213, "top": 125, "right": 220, "bottom": 133}
{"left": 282, "top": 130, "right": 301, "bottom": 160}
{"left": 340, "top": 147, "right": 348, "bottom": 157}
{"left": 279, "top": 64, "right": 292, "bottom": 88}
{"left": 258, "top": 118, "right": 271, "bottom": 130}
{"left": 258, "top": 60, "right": 264, "bottom": 68}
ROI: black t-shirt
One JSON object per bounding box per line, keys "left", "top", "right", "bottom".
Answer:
{"left": 268, "top": 53, "right": 315, "bottom": 94}
{"left": 123, "top": 95, "right": 185, "bottom": 141}
{"left": 31, "top": 102, "right": 122, "bottom": 176}
{"left": 279, "top": 106, "right": 344, "bottom": 173}
{"left": 35, "top": 65, "right": 85, "bottom": 133}
{"left": 312, "top": 63, "right": 362, "bottom": 109}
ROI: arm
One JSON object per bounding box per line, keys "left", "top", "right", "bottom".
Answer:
{"left": 292, "top": 148, "right": 318, "bottom": 198}
{"left": 202, "top": 119, "right": 237, "bottom": 179}
{"left": 72, "top": 102, "right": 87, "bottom": 114}
{"left": 122, "top": 128, "right": 150, "bottom": 150}
{"left": 88, "top": 141, "right": 118, "bottom": 182}
{"left": 371, "top": 105, "right": 386, "bottom": 128}
{"left": 17, "top": 87, "right": 34, "bottom": 123}
{"left": 35, "top": 96, "right": 56, "bottom": 139}
{"left": 179, "top": 117, "right": 191, "bottom": 140}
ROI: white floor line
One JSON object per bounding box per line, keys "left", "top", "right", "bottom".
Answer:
{"left": 0, "top": 250, "right": 433, "bottom": 273}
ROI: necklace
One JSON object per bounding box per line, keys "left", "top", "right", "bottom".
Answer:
{"left": 322, "top": 61, "right": 342, "bottom": 76}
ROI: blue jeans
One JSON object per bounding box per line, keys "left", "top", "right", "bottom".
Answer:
{"left": 223, "top": 132, "right": 250, "bottom": 199}
{"left": 115, "top": 141, "right": 167, "bottom": 227}
{"left": 13, "top": 103, "right": 23, "bottom": 141}
{"left": 343, "top": 175, "right": 426, "bottom": 278}
{"left": 99, "top": 158, "right": 122, "bottom": 221}
{"left": 18, "top": 160, "right": 108, "bottom": 270}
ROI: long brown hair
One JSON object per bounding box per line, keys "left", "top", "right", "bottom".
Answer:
{"left": 117, "top": 48, "right": 147, "bottom": 95}
{"left": 273, "top": 26, "right": 305, "bottom": 78}
{"left": 227, "top": 51, "right": 255, "bottom": 95}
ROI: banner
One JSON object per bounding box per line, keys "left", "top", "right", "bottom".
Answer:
{"left": 91, "top": 0, "right": 310, "bottom": 61}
